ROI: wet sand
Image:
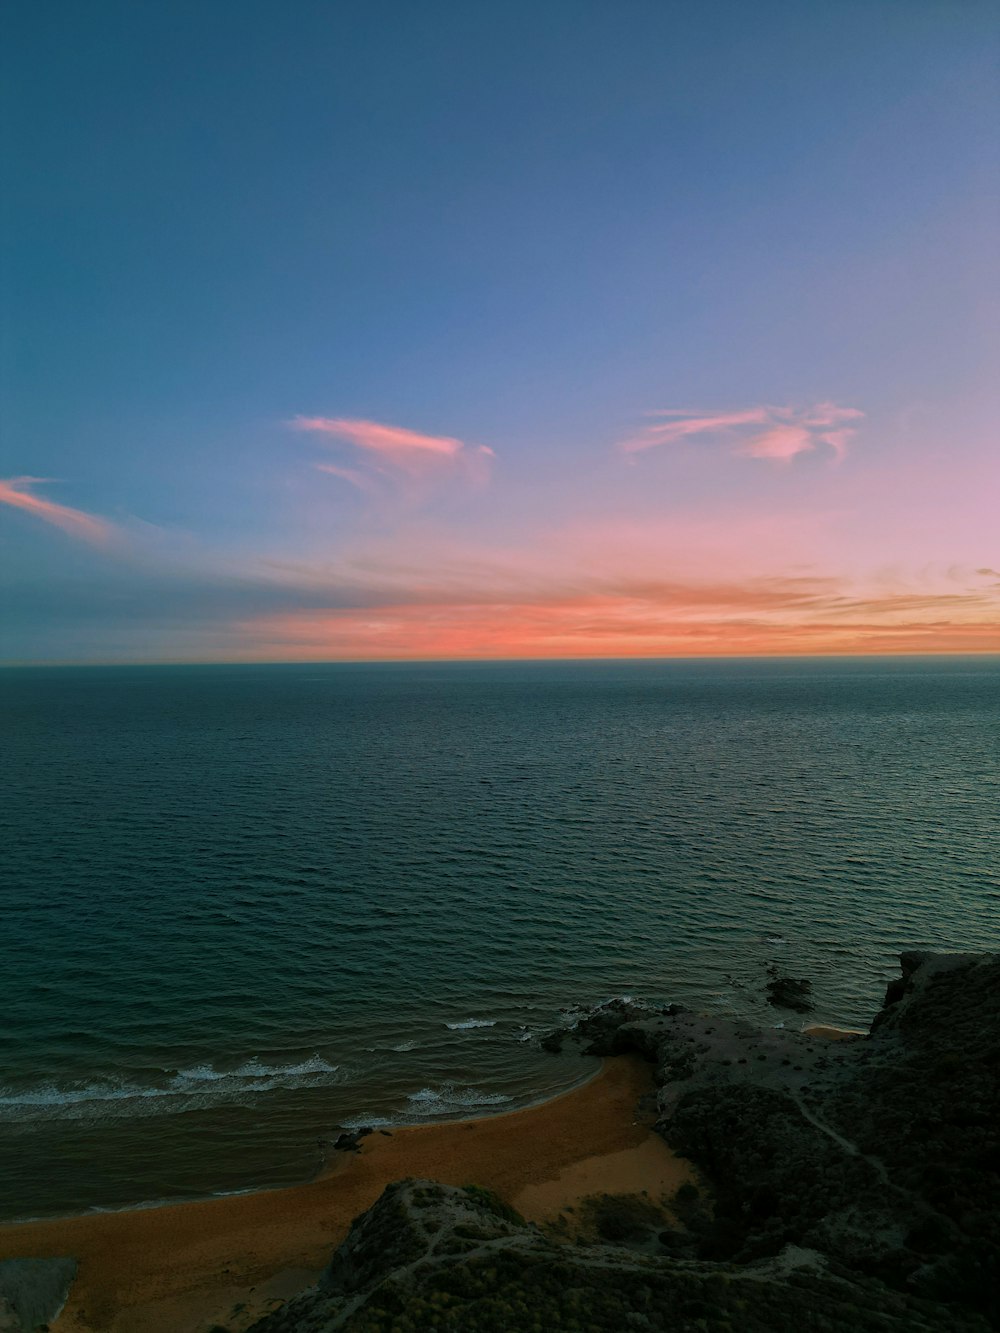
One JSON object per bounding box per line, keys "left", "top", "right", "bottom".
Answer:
{"left": 0, "top": 1056, "right": 674, "bottom": 1332}
{"left": 801, "top": 1024, "right": 867, "bottom": 1041}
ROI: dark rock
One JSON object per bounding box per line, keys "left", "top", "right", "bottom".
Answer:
{"left": 246, "top": 951, "right": 999, "bottom": 1332}
{"left": 331, "top": 1126, "right": 374, "bottom": 1153}
{"left": 873, "top": 950, "right": 930, "bottom": 1021}
{"left": 540, "top": 998, "right": 676, "bottom": 1057}
{"left": 765, "top": 968, "right": 814, "bottom": 1012}
{"left": 660, "top": 952, "right": 1000, "bottom": 1321}
{"left": 0, "top": 1258, "right": 77, "bottom": 1333}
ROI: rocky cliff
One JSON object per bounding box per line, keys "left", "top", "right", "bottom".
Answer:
{"left": 249, "top": 952, "right": 999, "bottom": 1331}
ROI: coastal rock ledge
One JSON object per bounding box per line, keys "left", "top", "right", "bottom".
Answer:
{"left": 251, "top": 952, "right": 999, "bottom": 1332}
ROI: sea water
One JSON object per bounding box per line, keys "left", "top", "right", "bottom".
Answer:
{"left": 2, "top": 656, "right": 997, "bottom": 1219}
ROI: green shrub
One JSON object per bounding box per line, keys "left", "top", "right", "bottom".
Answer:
{"left": 461, "top": 1184, "right": 526, "bottom": 1227}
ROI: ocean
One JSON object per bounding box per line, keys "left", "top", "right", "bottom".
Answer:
{"left": 2, "top": 656, "right": 997, "bottom": 1220}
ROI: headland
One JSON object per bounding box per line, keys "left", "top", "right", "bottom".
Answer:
{"left": 1, "top": 950, "right": 997, "bottom": 1331}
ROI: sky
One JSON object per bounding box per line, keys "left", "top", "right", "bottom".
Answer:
{"left": 2, "top": 0, "right": 998, "bottom": 663}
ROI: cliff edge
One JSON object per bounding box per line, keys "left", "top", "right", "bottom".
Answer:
{"left": 249, "top": 952, "right": 999, "bottom": 1331}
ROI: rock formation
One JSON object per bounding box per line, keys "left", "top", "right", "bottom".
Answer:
{"left": 249, "top": 952, "right": 998, "bottom": 1331}
{"left": 0, "top": 1258, "right": 77, "bottom": 1333}
{"left": 249, "top": 1180, "right": 983, "bottom": 1332}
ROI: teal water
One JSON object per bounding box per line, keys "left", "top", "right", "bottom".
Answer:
{"left": 2, "top": 657, "right": 997, "bottom": 1220}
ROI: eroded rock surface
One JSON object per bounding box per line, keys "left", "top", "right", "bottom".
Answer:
{"left": 248, "top": 953, "right": 998, "bottom": 1331}
{"left": 582, "top": 951, "right": 1000, "bottom": 1321}
{"left": 249, "top": 1179, "right": 981, "bottom": 1332}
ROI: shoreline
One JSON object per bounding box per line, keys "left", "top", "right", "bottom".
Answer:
{"left": 0, "top": 1055, "right": 668, "bottom": 1332}
{"left": 800, "top": 1022, "right": 868, "bottom": 1041}
{"left": 3, "top": 1027, "right": 860, "bottom": 1230}
{"left": 1, "top": 1062, "right": 606, "bottom": 1230}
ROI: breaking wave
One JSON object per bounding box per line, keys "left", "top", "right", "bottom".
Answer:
{"left": 0, "top": 1055, "right": 344, "bottom": 1122}
{"left": 405, "top": 1083, "right": 513, "bottom": 1116}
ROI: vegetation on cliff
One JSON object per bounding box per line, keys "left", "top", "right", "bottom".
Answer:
{"left": 249, "top": 953, "right": 998, "bottom": 1332}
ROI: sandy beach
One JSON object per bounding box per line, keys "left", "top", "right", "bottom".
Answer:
{"left": 0, "top": 1055, "right": 692, "bottom": 1332}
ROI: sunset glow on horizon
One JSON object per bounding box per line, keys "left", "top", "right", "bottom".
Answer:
{"left": 3, "top": 3, "right": 998, "bottom": 664}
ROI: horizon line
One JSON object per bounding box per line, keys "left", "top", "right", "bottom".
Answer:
{"left": 2, "top": 648, "right": 998, "bottom": 669}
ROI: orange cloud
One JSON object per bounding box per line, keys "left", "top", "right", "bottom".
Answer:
{"left": 0, "top": 477, "right": 114, "bottom": 545}
{"left": 620, "top": 403, "right": 863, "bottom": 463}
{"left": 291, "top": 415, "right": 494, "bottom": 491}
{"left": 228, "top": 574, "right": 999, "bottom": 662}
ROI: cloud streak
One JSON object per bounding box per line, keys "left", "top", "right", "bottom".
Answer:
{"left": 4, "top": 502, "right": 997, "bottom": 662}
{"left": 620, "top": 402, "right": 863, "bottom": 462}
{"left": 169, "top": 548, "right": 997, "bottom": 663}
{"left": 0, "top": 477, "right": 114, "bottom": 545}
{"left": 230, "top": 571, "right": 998, "bottom": 662}
{"left": 291, "top": 416, "right": 495, "bottom": 493}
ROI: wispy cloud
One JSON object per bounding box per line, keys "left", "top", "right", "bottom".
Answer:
{"left": 291, "top": 416, "right": 494, "bottom": 493}
{"left": 5, "top": 494, "right": 996, "bottom": 661}
{"left": 314, "top": 462, "right": 378, "bottom": 494}
{"left": 619, "top": 402, "right": 863, "bottom": 462}
{"left": 0, "top": 477, "right": 114, "bottom": 545}
{"left": 229, "top": 570, "right": 999, "bottom": 662}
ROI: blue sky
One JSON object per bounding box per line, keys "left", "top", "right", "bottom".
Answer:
{"left": 3, "top": 1, "right": 998, "bottom": 661}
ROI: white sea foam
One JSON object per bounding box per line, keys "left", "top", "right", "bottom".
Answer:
{"left": 340, "top": 1114, "right": 397, "bottom": 1130}
{"left": 174, "top": 1055, "right": 338, "bottom": 1083}
{"left": 444, "top": 1018, "right": 497, "bottom": 1030}
{"left": 558, "top": 994, "right": 662, "bottom": 1032}
{"left": 0, "top": 1055, "right": 344, "bottom": 1121}
{"left": 514, "top": 1025, "right": 545, "bottom": 1043}
{"left": 405, "top": 1083, "right": 513, "bottom": 1115}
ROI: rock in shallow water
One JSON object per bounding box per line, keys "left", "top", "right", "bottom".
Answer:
{"left": 331, "top": 1127, "right": 374, "bottom": 1154}
{"left": 764, "top": 967, "right": 814, "bottom": 1012}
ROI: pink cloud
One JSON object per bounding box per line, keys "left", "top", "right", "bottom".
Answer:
{"left": 737, "top": 424, "right": 816, "bottom": 460}
{"left": 291, "top": 416, "right": 494, "bottom": 489}
{"left": 620, "top": 403, "right": 863, "bottom": 463}
{"left": 0, "top": 477, "right": 114, "bottom": 544}
{"left": 315, "top": 462, "right": 378, "bottom": 494}
{"left": 619, "top": 408, "right": 771, "bottom": 453}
